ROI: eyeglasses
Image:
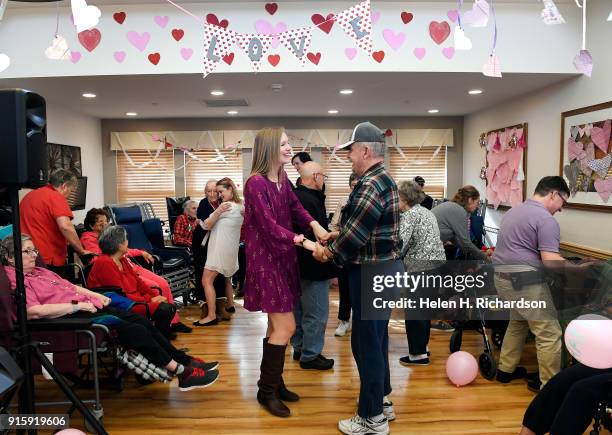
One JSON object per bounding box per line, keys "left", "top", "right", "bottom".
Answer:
{"left": 314, "top": 173, "right": 329, "bottom": 180}
{"left": 22, "top": 248, "right": 39, "bottom": 257}
{"left": 555, "top": 191, "right": 568, "bottom": 206}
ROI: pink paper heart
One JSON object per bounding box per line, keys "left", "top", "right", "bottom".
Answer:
{"left": 573, "top": 49, "right": 593, "bottom": 77}
{"left": 255, "top": 20, "right": 287, "bottom": 49}
{"left": 442, "top": 46, "right": 455, "bottom": 59}
{"left": 590, "top": 119, "right": 611, "bottom": 153}
{"left": 371, "top": 11, "right": 381, "bottom": 24}
{"left": 483, "top": 54, "right": 502, "bottom": 77}
{"left": 154, "top": 15, "right": 169, "bottom": 28}
{"left": 180, "top": 47, "right": 193, "bottom": 60}
{"left": 127, "top": 31, "right": 150, "bottom": 52}
{"left": 447, "top": 10, "right": 459, "bottom": 22}
{"left": 568, "top": 138, "right": 586, "bottom": 161}
{"left": 463, "top": 0, "right": 490, "bottom": 27}
{"left": 70, "top": 51, "right": 81, "bottom": 64}
{"left": 594, "top": 178, "right": 612, "bottom": 203}
{"left": 382, "top": 29, "right": 405, "bottom": 51}
{"left": 413, "top": 47, "right": 426, "bottom": 60}
{"left": 113, "top": 50, "right": 126, "bottom": 63}
{"left": 345, "top": 47, "right": 358, "bottom": 60}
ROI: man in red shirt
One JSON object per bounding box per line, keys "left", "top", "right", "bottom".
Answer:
{"left": 172, "top": 200, "right": 199, "bottom": 248}
{"left": 20, "top": 169, "right": 92, "bottom": 269}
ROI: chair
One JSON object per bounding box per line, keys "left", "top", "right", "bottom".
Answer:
{"left": 165, "top": 196, "right": 190, "bottom": 240}
{"left": 104, "top": 204, "right": 192, "bottom": 301}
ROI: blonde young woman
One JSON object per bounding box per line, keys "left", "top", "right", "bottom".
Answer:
{"left": 243, "top": 127, "right": 329, "bottom": 418}
{"left": 194, "top": 178, "right": 244, "bottom": 326}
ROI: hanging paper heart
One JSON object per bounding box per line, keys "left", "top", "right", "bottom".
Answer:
{"left": 590, "top": 119, "right": 611, "bottom": 153}
{"left": 516, "top": 127, "right": 526, "bottom": 148}
{"left": 311, "top": 13, "right": 335, "bottom": 34}
{"left": 564, "top": 160, "right": 581, "bottom": 196}
{"left": 498, "top": 129, "right": 508, "bottom": 150}
{"left": 493, "top": 133, "right": 501, "bottom": 151}
{"left": 578, "top": 124, "right": 592, "bottom": 138}
{"left": 113, "top": 12, "right": 126, "bottom": 24}
{"left": 580, "top": 143, "right": 595, "bottom": 177}
{"left": 483, "top": 54, "right": 502, "bottom": 77}
{"left": 462, "top": 0, "right": 490, "bottom": 27}
{"left": 573, "top": 49, "right": 593, "bottom": 77}
{"left": 587, "top": 154, "right": 612, "bottom": 179}
{"left": 206, "top": 13, "right": 229, "bottom": 29}
{"left": 429, "top": 21, "right": 450, "bottom": 45}
{"left": 45, "top": 35, "right": 71, "bottom": 60}
{"left": 382, "top": 29, "right": 405, "bottom": 51}
{"left": 400, "top": 11, "right": 413, "bottom": 24}
{"left": 541, "top": 0, "right": 565, "bottom": 25}
{"left": 570, "top": 126, "right": 579, "bottom": 140}
{"left": 71, "top": 0, "right": 101, "bottom": 33}
{"left": 127, "top": 31, "right": 150, "bottom": 52}
{"left": 568, "top": 138, "right": 586, "bottom": 162}
{"left": 447, "top": 10, "right": 459, "bottom": 22}
{"left": 0, "top": 53, "right": 11, "bottom": 73}
{"left": 265, "top": 3, "right": 278, "bottom": 16}
{"left": 453, "top": 27, "right": 472, "bottom": 51}
{"left": 594, "top": 178, "right": 612, "bottom": 202}
{"left": 487, "top": 132, "right": 497, "bottom": 150}
{"left": 78, "top": 28, "right": 101, "bottom": 52}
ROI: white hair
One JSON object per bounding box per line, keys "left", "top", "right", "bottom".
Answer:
{"left": 358, "top": 142, "right": 385, "bottom": 158}
{"left": 182, "top": 200, "right": 197, "bottom": 211}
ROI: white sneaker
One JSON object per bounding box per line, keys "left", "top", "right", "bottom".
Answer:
{"left": 383, "top": 397, "right": 396, "bottom": 422}
{"left": 335, "top": 320, "right": 351, "bottom": 336}
{"left": 338, "top": 415, "right": 389, "bottom": 435}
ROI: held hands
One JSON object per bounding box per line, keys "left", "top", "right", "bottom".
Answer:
{"left": 311, "top": 222, "right": 331, "bottom": 244}
{"left": 312, "top": 242, "right": 331, "bottom": 263}
{"left": 78, "top": 302, "right": 97, "bottom": 313}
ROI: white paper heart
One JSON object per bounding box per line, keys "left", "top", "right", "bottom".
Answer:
{"left": 0, "top": 53, "right": 9, "bottom": 73}
{"left": 453, "top": 26, "right": 472, "bottom": 50}
{"left": 463, "top": 0, "right": 490, "bottom": 27}
{"left": 483, "top": 54, "right": 502, "bottom": 78}
{"left": 71, "top": 0, "right": 101, "bottom": 33}
{"left": 45, "top": 35, "right": 71, "bottom": 60}
{"left": 573, "top": 49, "right": 593, "bottom": 77}
{"left": 541, "top": 0, "right": 565, "bottom": 25}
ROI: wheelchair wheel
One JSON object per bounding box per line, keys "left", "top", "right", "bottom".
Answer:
{"left": 478, "top": 351, "right": 497, "bottom": 380}
{"left": 449, "top": 330, "right": 463, "bottom": 353}
{"left": 135, "top": 373, "right": 156, "bottom": 386}
{"left": 492, "top": 328, "right": 505, "bottom": 349}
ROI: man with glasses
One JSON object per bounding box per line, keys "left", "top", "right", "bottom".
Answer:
{"left": 493, "top": 176, "right": 571, "bottom": 392}
{"left": 291, "top": 161, "right": 337, "bottom": 370}
{"left": 20, "top": 169, "right": 93, "bottom": 275}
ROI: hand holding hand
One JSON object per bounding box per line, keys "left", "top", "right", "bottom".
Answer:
{"left": 311, "top": 222, "right": 330, "bottom": 244}
{"left": 78, "top": 302, "right": 97, "bottom": 313}
{"left": 312, "top": 242, "right": 330, "bottom": 263}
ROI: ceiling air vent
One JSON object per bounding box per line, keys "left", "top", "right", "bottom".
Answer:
{"left": 203, "top": 98, "right": 249, "bottom": 108}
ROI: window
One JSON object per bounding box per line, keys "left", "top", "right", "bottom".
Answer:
{"left": 388, "top": 146, "right": 447, "bottom": 199}
{"left": 116, "top": 150, "right": 176, "bottom": 220}
{"left": 184, "top": 149, "right": 243, "bottom": 203}
{"left": 321, "top": 149, "right": 354, "bottom": 212}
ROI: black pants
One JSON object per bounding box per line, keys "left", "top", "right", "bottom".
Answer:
{"left": 192, "top": 240, "right": 225, "bottom": 301}
{"left": 69, "top": 306, "right": 190, "bottom": 368}
{"left": 523, "top": 363, "right": 612, "bottom": 435}
{"left": 337, "top": 268, "right": 351, "bottom": 322}
{"left": 151, "top": 302, "right": 176, "bottom": 338}
{"left": 404, "top": 318, "right": 430, "bottom": 357}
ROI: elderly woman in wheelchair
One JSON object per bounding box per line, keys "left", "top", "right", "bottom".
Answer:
{"left": 1, "top": 234, "right": 219, "bottom": 391}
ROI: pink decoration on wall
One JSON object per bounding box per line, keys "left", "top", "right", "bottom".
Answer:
{"left": 127, "top": 31, "right": 151, "bottom": 52}
{"left": 78, "top": 29, "right": 101, "bottom": 52}
{"left": 442, "top": 47, "right": 455, "bottom": 59}
{"left": 311, "top": 13, "right": 335, "bottom": 34}
{"left": 447, "top": 10, "right": 459, "bottom": 22}
{"left": 382, "top": 29, "right": 405, "bottom": 51}
{"left": 255, "top": 20, "right": 287, "bottom": 49}
{"left": 70, "top": 51, "right": 81, "bottom": 63}
{"left": 594, "top": 178, "right": 612, "bottom": 203}
{"left": 180, "top": 47, "right": 193, "bottom": 60}
{"left": 154, "top": 15, "right": 169, "bottom": 28}
{"left": 590, "top": 119, "right": 611, "bottom": 153}
{"left": 345, "top": 47, "right": 358, "bottom": 60}
{"left": 113, "top": 50, "right": 126, "bottom": 63}
{"left": 429, "top": 21, "right": 450, "bottom": 45}
{"left": 413, "top": 47, "right": 426, "bottom": 60}
{"left": 371, "top": 11, "right": 381, "bottom": 23}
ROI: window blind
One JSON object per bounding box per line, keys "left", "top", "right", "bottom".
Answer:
{"left": 184, "top": 149, "right": 243, "bottom": 204}
{"left": 388, "top": 146, "right": 447, "bottom": 199}
{"left": 321, "top": 149, "right": 354, "bottom": 212}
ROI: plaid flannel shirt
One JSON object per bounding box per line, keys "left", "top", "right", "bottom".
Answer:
{"left": 172, "top": 213, "right": 197, "bottom": 247}
{"left": 328, "top": 161, "right": 401, "bottom": 265}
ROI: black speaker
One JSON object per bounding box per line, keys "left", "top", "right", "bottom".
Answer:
{"left": 0, "top": 89, "right": 48, "bottom": 188}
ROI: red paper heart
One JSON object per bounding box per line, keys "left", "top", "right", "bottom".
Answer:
{"left": 171, "top": 29, "right": 184, "bottom": 41}
{"left": 206, "top": 13, "right": 229, "bottom": 29}
{"left": 222, "top": 53, "right": 235, "bottom": 65}
{"left": 78, "top": 29, "right": 101, "bottom": 52}
{"left": 400, "top": 12, "right": 413, "bottom": 24}
{"left": 148, "top": 52, "right": 161, "bottom": 65}
{"left": 429, "top": 21, "right": 450, "bottom": 45}
{"left": 307, "top": 52, "right": 321, "bottom": 65}
{"left": 384, "top": 129, "right": 393, "bottom": 137}
{"left": 265, "top": 3, "right": 278, "bottom": 15}
{"left": 268, "top": 54, "right": 281, "bottom": 67}
{"left": 372, "top": 50, "right": 385, "bottom": 63}
{"left": 113, "top": 12, "right": 126, "bottom": 24}
{"left": 311, "top": 13, "right": 335, "bottom": 34}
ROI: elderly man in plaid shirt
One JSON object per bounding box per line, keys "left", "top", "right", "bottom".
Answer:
{"left": 314, "top": 122, "right": 402, "bottom": 435}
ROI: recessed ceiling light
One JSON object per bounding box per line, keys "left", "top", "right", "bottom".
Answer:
{"left": 468, "top": 89, "right": 483, "bottom": 95}
{"left": 227, "top": 110, "right": 238, "bottom": 115}
{"left": 339, "top": 89, "right": 354, "bottom": 95}
{"left": 125, "top": 112, "right": 138, "bottom": 116}
{"left": 328, "top": 109, "right": 339, "bottom": 114}
{"left": 82, "top": 92, "right": 96, "bottom": 98}
{"left": 428, "top": 109, "right": 439, "bottom": 114}
{"left": 210, "top": 90, "right": 225, "bottom": 96}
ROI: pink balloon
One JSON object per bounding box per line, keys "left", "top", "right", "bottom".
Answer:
{"left": 445, "top": 351, "right": 479, "bottom": 387}
{"left": 565, "top": 314, "right": 612, "bottom": 369}
{"left": 55, "top": 430, "right": 86, "bottom": 435}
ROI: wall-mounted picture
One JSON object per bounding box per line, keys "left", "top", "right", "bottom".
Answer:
{"left": 47, "top": 142, "right": 82, "bottom": 177}
{"left": 560, "top": 101, "right": 612, "bottom": 212}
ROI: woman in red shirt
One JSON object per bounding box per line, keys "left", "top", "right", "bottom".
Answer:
{"left": 81, "top": 208, "right": 192, "bottom": 334}
{"left": 87, "top": 226, "right": 177, "bottom": 340}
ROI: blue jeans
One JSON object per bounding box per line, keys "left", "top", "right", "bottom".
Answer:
{"left": 349, "top": 261, "right": 402, "bottom": 418}
{"left": 291, "top": 279, "right": 330, "bottom": 362}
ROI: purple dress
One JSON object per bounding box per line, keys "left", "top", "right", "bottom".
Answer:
{"left": 243, "top": 174, "right": 314, "bottom": 313}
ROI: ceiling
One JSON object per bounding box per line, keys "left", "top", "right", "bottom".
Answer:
{"left": 7, "top": 0, "right": 578, "bottom": 6}
{"left": 0, "top": 71, "right": 576, "bottom": 119}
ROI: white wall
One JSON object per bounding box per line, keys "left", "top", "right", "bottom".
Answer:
{"left": 46, "top": 104, "right": 103, "bottom": 224}
{"left": 463, "top": 0, "right": 612, "bottom": 252}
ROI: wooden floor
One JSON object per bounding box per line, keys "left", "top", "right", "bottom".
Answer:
{"left": 33, "top": 285, "right": 545, "bottom": 435}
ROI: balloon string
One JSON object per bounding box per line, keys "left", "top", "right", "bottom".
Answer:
{"left": 457, "top": 0, "right": 464, "bottom": 29}
{"left": 581, "top": 0, "right": 586, "bottom": 50}
{"left": 55, "top": 1, "right": 60, "bottom": 35}
{"left": 490, "top": 0, "right": 498, "bottom": 54}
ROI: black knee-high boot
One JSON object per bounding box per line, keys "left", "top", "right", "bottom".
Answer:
{"left": 263, "top": 338, "right": 299, "bottom": 402}
{"left": 257, "top": 340, "right": 291, "bottom": 417}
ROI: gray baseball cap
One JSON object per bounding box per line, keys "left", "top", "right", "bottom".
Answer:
{"left": 336, "top": 121, "right": 386, "bottom": 150}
